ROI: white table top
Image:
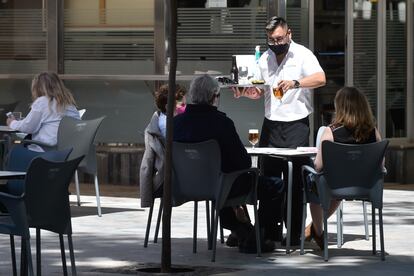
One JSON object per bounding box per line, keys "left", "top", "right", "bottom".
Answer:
{"left": 246, "top": 146, "right": 318, "bottom": 156}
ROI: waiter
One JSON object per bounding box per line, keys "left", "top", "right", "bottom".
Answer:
{"left": 235, "top": 16, "right": 326, "bottom": 245}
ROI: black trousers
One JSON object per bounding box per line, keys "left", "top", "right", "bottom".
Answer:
{"left": 220, "top": 172, "right": 284, "bottom": 235}
{"left": 259, "top": 116, "right": 312, "bottom": 239}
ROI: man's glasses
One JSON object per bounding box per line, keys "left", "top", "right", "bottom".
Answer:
{"left": 267, "top": 31, "right": 290, "bottom": 46}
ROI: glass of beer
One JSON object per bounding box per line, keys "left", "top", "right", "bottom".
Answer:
{"left": 273, "top": 86, "right": 283, "bottom": 101}
{"left": 248, "top": 129, "right": 259, "bottom": 148}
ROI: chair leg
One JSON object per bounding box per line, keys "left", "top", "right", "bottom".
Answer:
{"left": 74, "top": 170, "right": 81, "bottom": 206}
{"left": 211, "top": 210, "right": 219, "bottom": 262}
{"left": 300, "top": 192, "right": 307, "bottom": 255}
{"left": 68, "top": 234, "right": 77, "bottom": 276}
{"left": 340, "top": 201, "right": 344, "bottom": 246}
{"left": 10, "top": 235, "right": 17, "bottom": 276}
{"left": 24, "top": 238, "right": 34, "bottom": 276}
{"left": 21, "top": 237, "right": 27, "bottom": 276}
{"left": 209, "top": 202, "right": 216, "bottom": 250}
{"left": 59, "top": 234, "right": 68, "bottom": 276}
{"left": 220, "top": 224, "right": 224, "bottom": 244}
{"left": 94, "top": 174, "right": 102, "bottom": 217}
{"left": 144, "top": 201, "right": 154, "bottom": 248}
{"left": 336, "top": 201, "right": 343, "bottom": 248}
{"left": 193, "top": 201, "right": 198, "bottom": 254}
{"left": 154, "top": 198, "right": 163, "bottom": 243}
{"left": 253, "top": 202, "right": 261, "bottom": 257}
{"left": 36, "top": 229, "right": 41, "bottom": 276}
{"left": 363, "top": 201, "right": 369, "bottom": 241}
{"left": 372, "top": 207, "right": 376, "bottom": 255}
{"left": 205, "top": 200, "right": 211, "bottom": 249}
{"left": 323, "top": 212, "right": 328, "bottom": 262}
{"left": 379, "top": 208, "right": 385, "bottom": 261}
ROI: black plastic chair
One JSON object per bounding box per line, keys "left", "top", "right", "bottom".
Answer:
{"left": 300, "top": 140, "right": 389, "bottom": 261}
{"left": 172, "top": 140, "right": 260, "bottom": 262}
{"left": 57, "top": 117, "right": 105, "bottom": 216}
{"left": 22, "top": 116, "right": 105, "bottom": 216}
{"left": 0, "top": 156, "right": 83, "bottom": 276}
{"left": 0, "top": 191, "right": 34, "bottom": 276}
{"left": 315, "top": 127, "right": 369, "bottom": 247}
{"left": 25, "top": 156, "right": 84, "bottom": 276}
{"left": 5, "top": 145, "right": 72, "bottom": 196}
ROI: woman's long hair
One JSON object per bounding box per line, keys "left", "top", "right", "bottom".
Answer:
{"left": 31, "top": 72, "right": 76, "bottom": 112}
{"left": 333, "top": 86, "right": 376, "bottom": 142}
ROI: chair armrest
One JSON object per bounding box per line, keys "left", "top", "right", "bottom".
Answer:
{"left": 0, "top": 191, "right": 24, "bottom": 214}
{"left": 0, "top": 191, "right": 29, "bottom": 235}
{"left": 21, "top": 139, "right": 56, "bottom": 151}
{"left": 219, "top": 167, "right": 259, "bottom": 208}
{"left": 382, "top": 166, "right": 387, "bottom": 175}
{"left": 302, "top": 164, "right": 321, "bottom": 176}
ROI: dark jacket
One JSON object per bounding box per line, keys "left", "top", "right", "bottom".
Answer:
{"left": 173, "top": 104, "right": 251, "bottom": 173}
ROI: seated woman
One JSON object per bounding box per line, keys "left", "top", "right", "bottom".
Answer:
{"left": 140, "top": 84, "right": 187, "bottom": 208}
{"left": 306, "top": 86, "right": 382, "bottom": 249}
{"left": 7, "top": 72, "right": 80, "bottom": 152}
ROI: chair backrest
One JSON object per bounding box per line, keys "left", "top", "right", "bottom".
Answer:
{"left": 172, "top": 140, "right": 222, "bottom": 206}
{"left": 24, "top": 156, "right": 84, "bottom": 234}
{"left": 321, "top": 140, "right": 389, "bottom": 207}
{"left": 78, "top": 108, "right": 86, "bottom": 118}
{"left": 0, "top": 101, "right": 19, "bottom": 125}
{"left": 316, "top": 126, "right": 327, "bottom": 149}
{"left": 6, "top": 145, "right": 72, "bottom": 195}
{"left": 57, "top": 116, "right": 105, "bottom": 174}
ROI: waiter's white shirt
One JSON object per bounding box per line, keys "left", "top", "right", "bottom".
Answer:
{"left": 257, "top": 41, "right": 324, "bottom": 122}
{"left": 10, "top": 96, "right": 80, "bottom": 151}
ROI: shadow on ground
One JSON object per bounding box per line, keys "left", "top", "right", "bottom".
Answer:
{"left": 70, "top": 204, "right": 143, "bottom": 217}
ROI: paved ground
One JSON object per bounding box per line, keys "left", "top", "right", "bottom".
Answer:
{"left": 0, "top": 185, "right": 413, "bottom": 275}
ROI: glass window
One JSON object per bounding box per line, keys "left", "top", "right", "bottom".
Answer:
{"left": 64, "top": 0, "right": 155, "bottom": 75}
{"left": 0, "top": 0, "right": 47, "bottom": 74}
{"left": 353, "top": 0, "right": 378, "bottom": 119}
{"left": 385, "top": 0, "right": 407, "bottom": 138}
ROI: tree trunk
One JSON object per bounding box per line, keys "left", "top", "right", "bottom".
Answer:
{"left": 161, "top": 0, "right": 177, "bottom": 272}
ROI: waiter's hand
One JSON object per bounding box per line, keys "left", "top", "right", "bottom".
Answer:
{"left": 6, "top": 117, "right": 14, "bottom": 126}
{"left": 233, "top": 87, "right": 262, "bottom": 99}
{"left": 277, "top": 80, "right": 296, "bottom": 92}
{"left": 231, "top": 87, "right": 243, "bottom": 98}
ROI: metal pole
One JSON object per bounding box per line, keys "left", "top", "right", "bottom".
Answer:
{"left": 345, "top": 0, "right": 354, "bottom": 86}
{"left": 377, "top": 0, "right": 386, "bottom": 136}
{"left": 407, "top": 0, "right": 414, "bottom": 141}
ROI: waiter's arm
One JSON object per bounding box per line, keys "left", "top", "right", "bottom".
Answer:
{"left": 278, "top": 71, "right": 326, "bottom": 92}
{"left": 298, "top": 71, "right": 326, "bottom": 89}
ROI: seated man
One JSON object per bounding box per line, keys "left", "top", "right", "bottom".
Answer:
{"left": 173, "top": 74, "right": 284, "bottom": 253}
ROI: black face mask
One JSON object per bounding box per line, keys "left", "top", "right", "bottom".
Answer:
{"left": 268, "top": 43, "right": 290, "bottom": 56}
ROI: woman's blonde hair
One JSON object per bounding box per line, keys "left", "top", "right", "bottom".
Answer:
{"left": 31, "top": 72, "right": 76, "bottom": 112}
{"left": 333, "top": 86, "right": 375, "bottom": 142}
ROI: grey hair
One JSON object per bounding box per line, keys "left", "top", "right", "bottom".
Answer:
{"left": 188, "top": 74, "right": 220, "bottom": 105}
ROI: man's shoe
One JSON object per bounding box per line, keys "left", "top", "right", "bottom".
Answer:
{"left": 263, "top": 225, "right": 283, "bottom": 242}
{"left": 281, "top": 236, "right": 301, "bottom": 247}
{"left": 239, "top": 238, "right": 275, "bottom": 254}
{"left": 312, "top": 231, "right": 324, "bottom": 250}
{"left": 225, "top": 232, "right": 239, "bottom": 247}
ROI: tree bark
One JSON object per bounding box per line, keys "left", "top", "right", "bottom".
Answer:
{"left": 161, "top": 0, "right": 177, "bottom": 272}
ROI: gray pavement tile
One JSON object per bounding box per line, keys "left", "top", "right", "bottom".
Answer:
{"left": 0, "top": 189, "right": 414, "bottom": 275}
